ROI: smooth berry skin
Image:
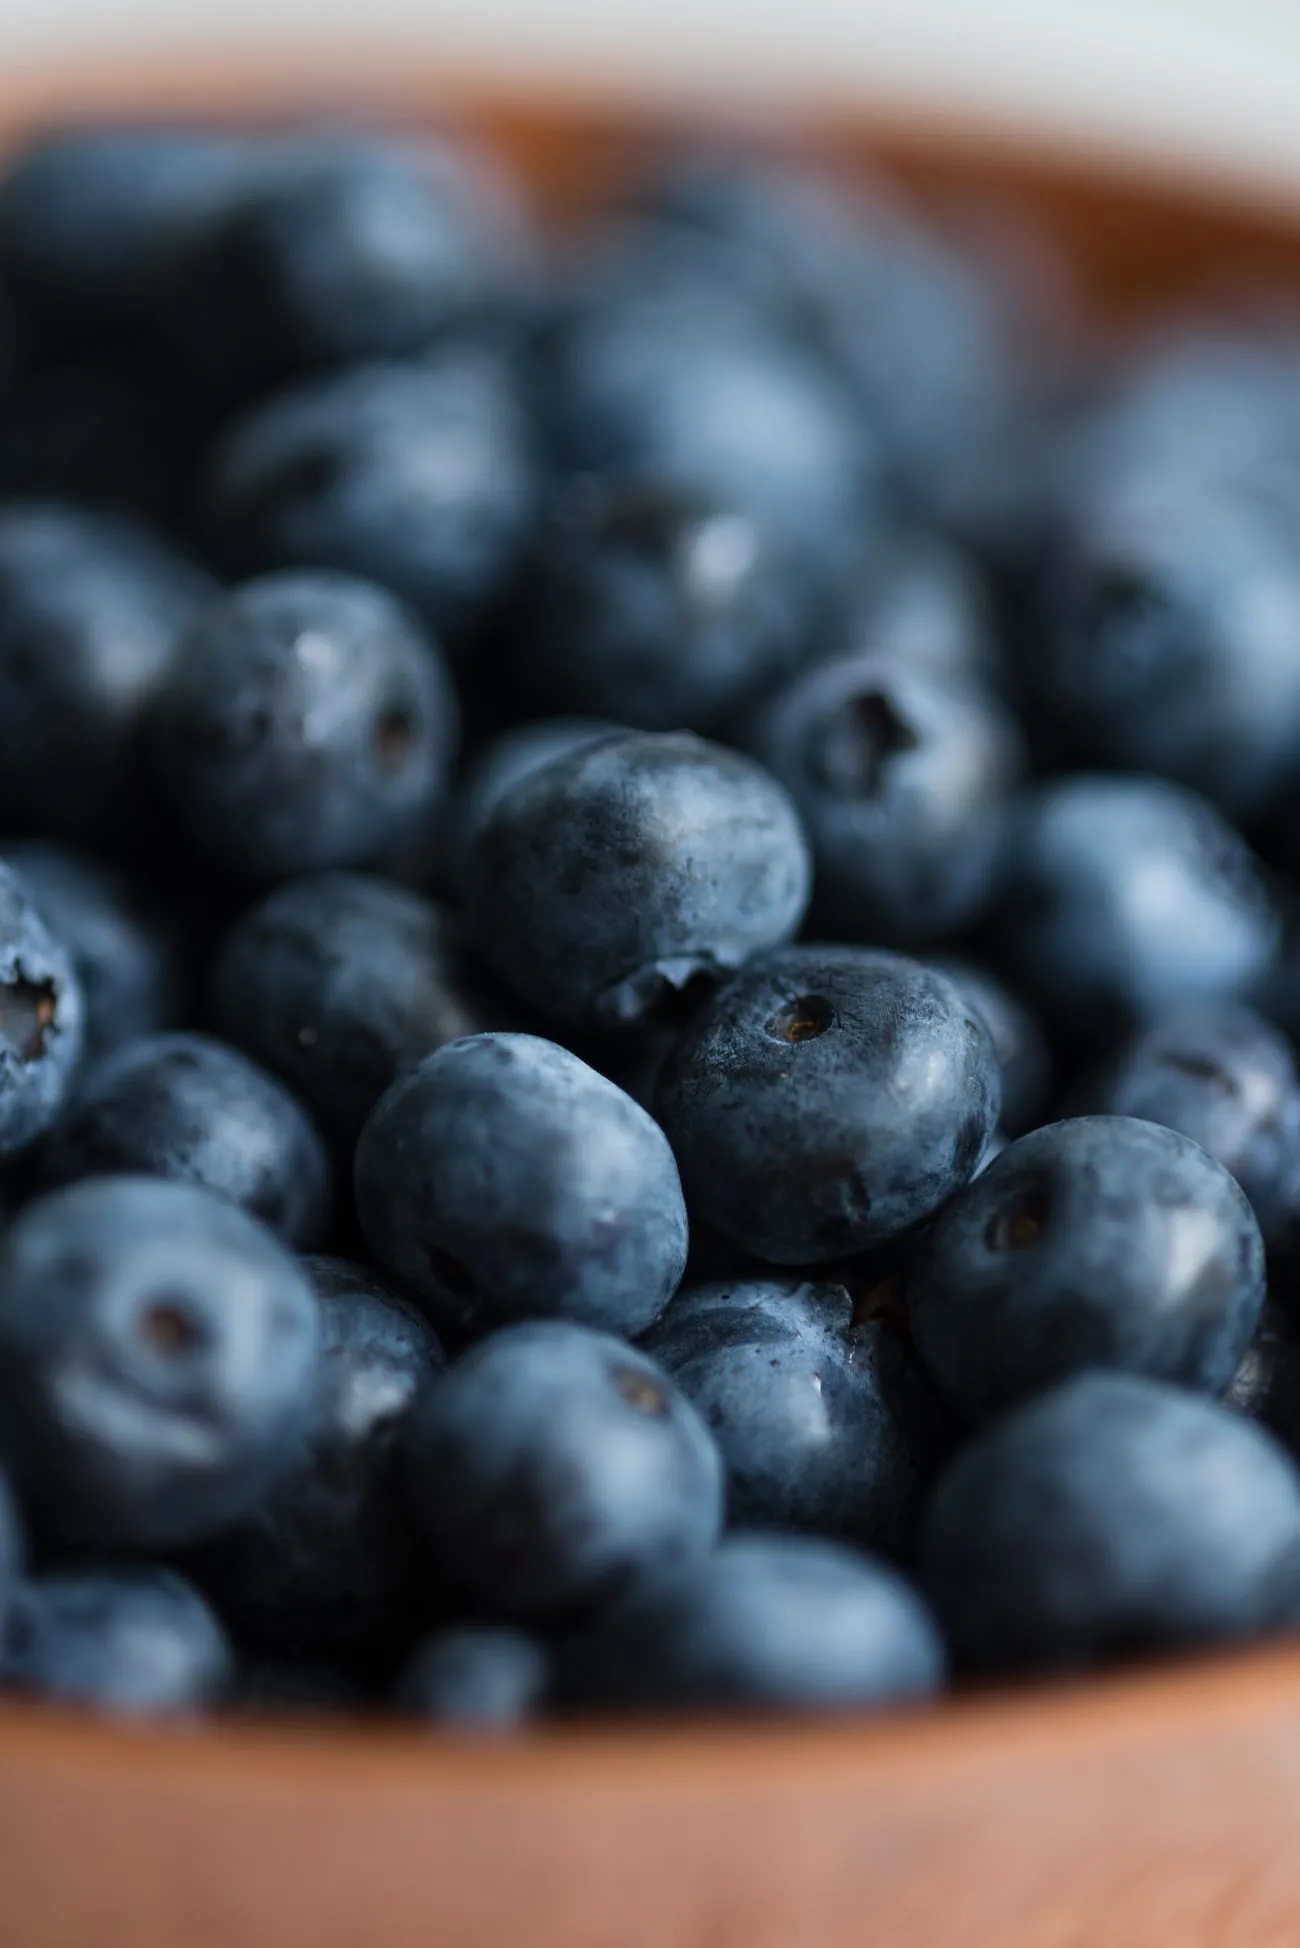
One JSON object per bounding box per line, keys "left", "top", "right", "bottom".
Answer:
{"left": 395, "top": 1625, "right": 549, "bottom": 1730}
{"left": 1087, "top": 1005, "right": 1300, "bottom": 1253}
{"left": 1, "top": 1568, "right": 233, "bottom": 1716}
{"left": 908, "top": 1115, "right": 1266, "bottom": 1425}
{"left": 203, "top": 347, "right": 539, "bottom": 650}
{"left": 5, "top": 844, "right": 184, "bottom": 1065}
{"left": 990, "top": 775, "right": 1280, "bottom": 1044}
{"left": 188, "top": 1257, "right": 445, "bottom": 1658}
{"left": 927, "top": 956, "right": 1051, "bottom": 1138}
{"left": 446, "top": 718, "right": 624, "bottom": 899}
{"left": 0, "top": 505, "right": 213, "bottom": 842}
{"left": 506, "top": 478, "right": 819, "bottom": 733}
{"left": 564, "top": 1532, "right": 945, "bottom": 1714}
{"left": 642, "top": 1279, "right": 954, "bottom": 1559}
{"left": 37, "top": 1032, "right": 331, "bottom": 1248}
{"left": 465, "top": 731, "right": 811, "bottom": 1030}
{"left": 152, "top": 570, "right": 458, "bottom": 883}
{"left": 0, "top": 1176, "right": 321, "bottom": 1552}
{"left": 1226, "top": 1302, "right": 1300, "bottom": 1460}
{"left": 167, "top": 133, "right": 530, "bottom": 388}
{"left": 402, "top": 1321, "right": 723, "bottom": 1621}
{"left": 208, "top": 872, "right": 489, "bottom": 1150}
{"left": 922, "top": 1373, "right": 1300, "bottom": 1674}
{"left": 738, "top": 653, "right": 1023, "bottom": 946}
{"left": 356, "top": 1033, "right": 688, "bottom": 1342}
{"left": 0, "top": 861, "right": 84, "bottom": 1161}
{"left": 654, "top": 947, "right": 1000, "bottom": 1264}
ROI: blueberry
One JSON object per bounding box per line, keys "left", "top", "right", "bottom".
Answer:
{"left": 446, "top": 717, "right": 624, "bottom": 899}
{"left": 167, "top": 132, "right": 531, "bottom": 389}
{"left": 1226, "top": 1302, "right": 1300, "bottom": 1459}
{"left": 208, "top": 872, "right": 490, "bottom": 1149}
{"left": 642, "top": 1278, "right": 954, "bottom": 1558}
{"left": 187, "top": 1256, "right": 444, "bottom": 1658}
{"left": 0, "top": 861, "right": 84, "bottom": 1160}
{"left": 922, "top": 1372, "right": 1300, "bottom": 1672}
{"left": 402, "top": 1321, "right": 723, "bottom": 1619}
{"left": 37, "top": 1032, "right": 331, "bottom": 1248}
{"left": 1, "top": 1567, "right": 233, "bottom": 1715}
{"left": 926, "top": 957, "right": 1051, "bottom": 1137}
{"left": 564, "top": 1531, "right": 945, "bottom": 1713}
{"left": 908, "top": 1115, "right": 1265, "bottom": 1424}
{"left": 465, "top": 731, "right": 811, "bottom": 1030}
{"left": 356, "top": 1032, "right": 687, "bottom": 1341}
{"left": 1085, "top": 1005, "right": 1300, "bottom": 1253}
{"left": 0, "top": 125, "right": 258, "bottom": 336}
{"left": 203, "top": 346, "right": 539, "bottom": 650}
{"left": 3, "top": 843, "right": 184, "bottom": 1064}
{"left": 737, "top": 654, "right": 1023, "bottom": 946}
{"left": 654, "top": 947, "right": 1000, "bottom": 1263}
{"left": 0, "top": 1176, "right": 321, "bottom": 1550}
{"left": 989, "top": 775, "right": 1280, "bottom": 1044}
{"left": 151, "top": 570, "right": 458, "bottom": 883}
{"left": 0, "top": 505, "right": 214, "bottom": 842}
{"left": 395, "top": 1625, "right": 549, "bottom": 1729}
{"left": 504, "top": 477, "right": 821, "bottom": 733}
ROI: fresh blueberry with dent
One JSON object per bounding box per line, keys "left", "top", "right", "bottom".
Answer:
{"left": 402, "top": 1320, "right": 723, "bottom": 1620}
{"left": 395, "top": 1625, "right": 549, "bottom": 1729}
{"left": 37, "top": 1032, "right": 331, "bottom": 1248}
{"left": 563, "top": 1531, "right": 945, "bottom": 1713}
{"left": 0, "top": 861, "right": 84, "bottom": 1161}
{"left": 737, "top": 652, "right": 1023, "bottom": 946}
{"left": 151, "top": 569, "right": 458, "bottom": 883}
{"left": 465, "top": 731, "right": 811, "bottom": 1030}
{"left": 187, "top": 1256, "right": 444, "bottom": 1658}
{"left": 926, "top": 956, "right": 1051, "bottom": 1137}
{"left": 1, "top": 1567, "right": 233, "bottom": 1716}
{"left": 642, "top": 1277, "right": 954, "bottom": 1558}
{"left": 355, "top": 1032, "right": 688, "bottom": 1342}
{"left": 908, "top": 1115, "right": 1266, "bottom": 1424}
{"left": 0, "top": 1175, "right": 321, "bottom": 1550}
{"left": 654, "top": 947, "right": 1000, "bottom": 1263}
{"left": 208, "top": 871, "right": 490, "bottom": 1150}
{"left": 922, "top": 1372, "right": 1300, "bottom": 1673}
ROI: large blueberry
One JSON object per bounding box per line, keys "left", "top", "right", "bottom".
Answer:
{"left": 203, "top": 346, "right": 539, "bottom": 650}
{"left": 0, "top": 861, "right": 84, "bottom": 1160}
{"left": 465, "top": 731, "right": 811, "bottom": 1030}
{"left": 654, "top": 947, "right": 1000, "bottom": 1263}
{"left": 738, "top": 652, "right": 1023, "bottom": 945}
{"left": 922, "top": 1372, "right": 1300, "bottom": 1672}
{"left": 187, "top": 1256, "right": 444, "bottom": 1658}
{"left": 989, "top": 775, "right": 1280, "bottom": 1043}
{"left": 151, "top": 570, "right": 458, "bottom": 882}
{"left": 0, "top": 1176, "right": 321, "bottom": 1550}
{"left": 564, "top": 1531, "right": 945, "bottom": 1713}
{"left": 395, "top": 1625, "right": 549, "bottom": 1730}
{"left": 356, "top": 1033, "right": 687, "bottom": 1341}
{"left": 1, "top": 1567, "right": 233, "bottom": 1715}
{"left": 38, "top": 1032, "right": 331, "bottom": 1248}
{"left": 908, "top": 1115, "right": 1265, "bottom": 1424}
{"left": 402, "top": 1321, "right": 723, "bottom": 1619}
{"left": 208, "top": 872, "right": 490, "bottom": 1149}
{"left": 0, "top": 505, "right": 213, "bottom": 842}
{"left": 642, "top": 1278, "right": 954, "bottom": 1557}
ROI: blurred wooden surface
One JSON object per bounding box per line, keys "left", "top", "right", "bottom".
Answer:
{"left": 4, "top": 71, "right": 1300, "bottom": 1948}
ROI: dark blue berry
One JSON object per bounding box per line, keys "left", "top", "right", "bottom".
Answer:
{"left": 2, "top": 1567, "right": 233, "bottom": 1715}
{"left": 564, "top": 1531, "right": 945, "bottom": 1713}
{"left": 356, "top": 1031, "right": 687, "bottom": 1341}
{"left": 654, "top": 947, "right": 1001, "bottom": 1263}
{"left": 0, "top": 861, "right": 84, "bottom": 1160}
{"left": 922, "top": 1372, "right": 1300, "bottom": 1672}
{"left": 37, "top": 1032, "right": 331, "bottom": 1248}
{"left": 0, "top": 1176, "right": 321, "bottom": 1550}
{"left": 465, "top": 731, "right": 811, "bottom": 1030}
{"left": 642, "top": 1277, "right": 954, "bottom": 1558}
{"left": 908, "top": 1115, "right": 1266, "bottom": 1424}
{"left": 402, "top": 1321, "right": 723, "bottom": 1619}
{"left": 395, "top": 1625, "right": 548, "bottom": 1729}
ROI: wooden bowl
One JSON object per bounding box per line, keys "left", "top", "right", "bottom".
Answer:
{"left": 5, "top": 65, "right": 1300, "bottom": 1948}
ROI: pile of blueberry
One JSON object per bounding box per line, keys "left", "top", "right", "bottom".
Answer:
{"left": 2, "top": 120, "right": 1300, "bottom": 1728}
